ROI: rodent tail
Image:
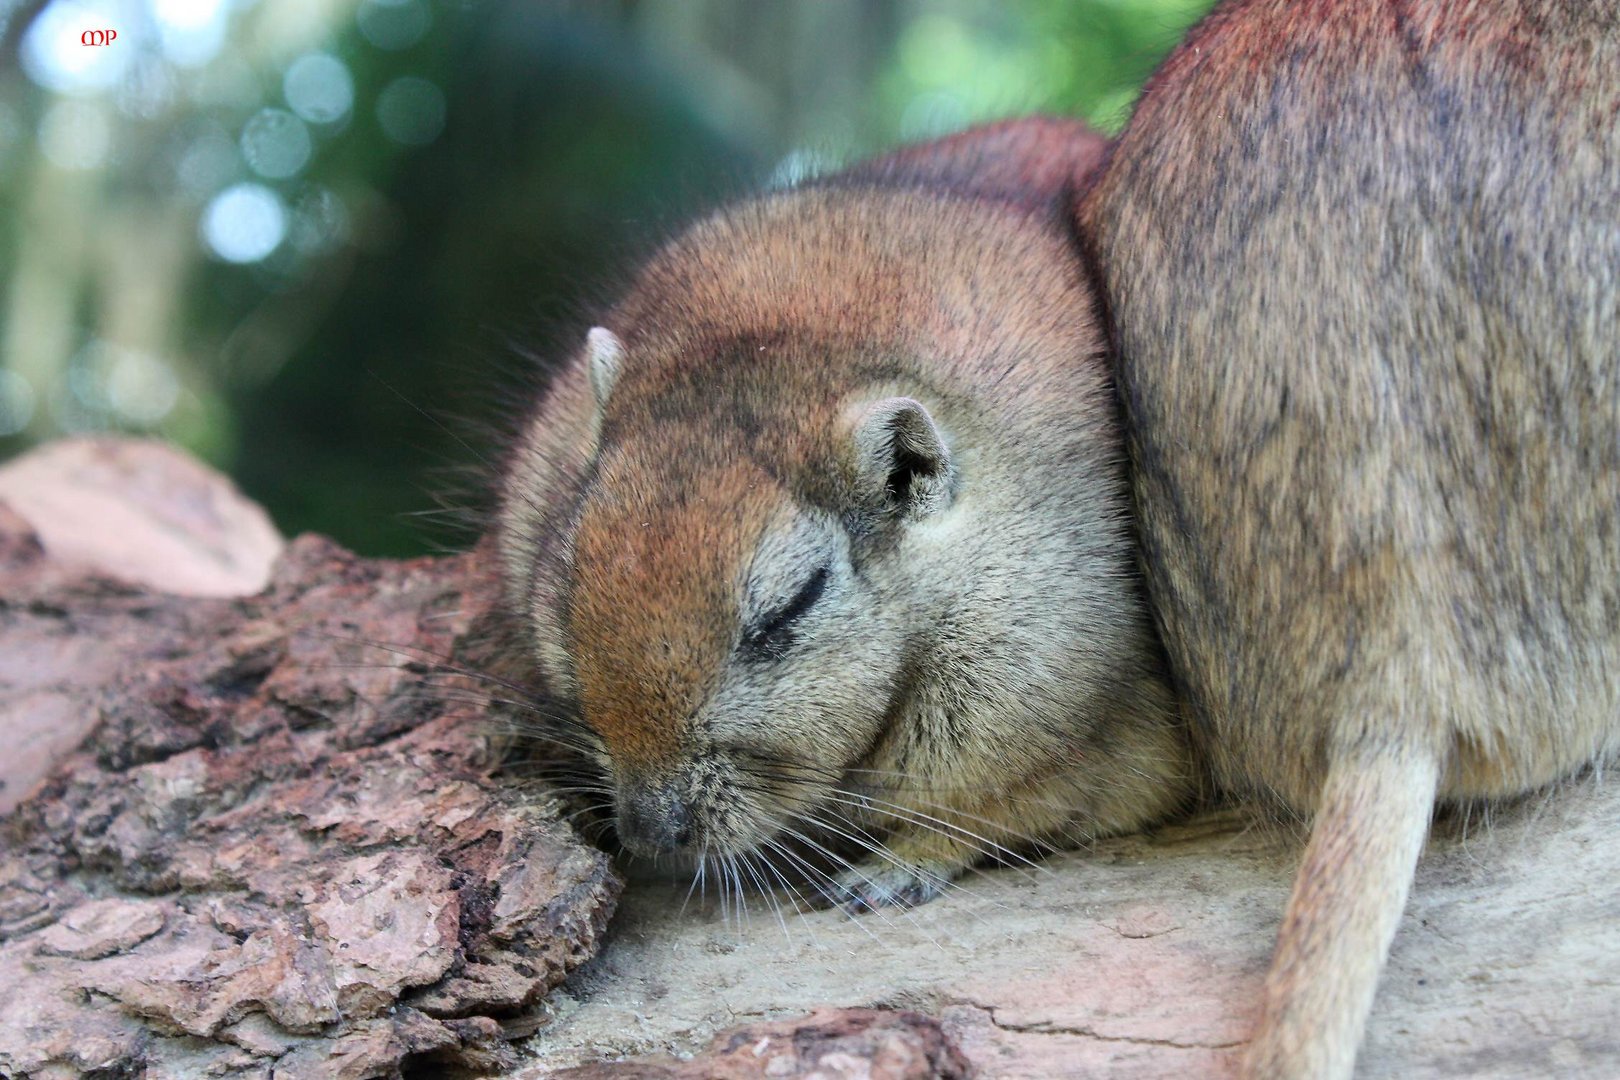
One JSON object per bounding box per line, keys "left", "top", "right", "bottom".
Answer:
{"left": 1241, "top": 737, "right": 1442, "bottom": 1080}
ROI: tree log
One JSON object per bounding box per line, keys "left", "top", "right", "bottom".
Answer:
{"left": 3, "top": 438, "right": 1616, "bottom": 1079}
{"left": 0, "top": 440, "right": 618, "bottom": 1078}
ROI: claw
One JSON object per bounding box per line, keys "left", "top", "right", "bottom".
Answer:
{"left": 831, "top": 864, "right": 947, "bottom": 913}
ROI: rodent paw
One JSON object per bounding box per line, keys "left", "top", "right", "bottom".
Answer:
{"left": 831, "top": 864, "right": 949, "bottom": 913}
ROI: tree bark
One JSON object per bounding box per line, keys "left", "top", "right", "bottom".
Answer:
{"left": 3, "top": 438, "right": 1616, "bottom": 1079}
{"left": 0, "top": 439, "right": 618, "bottom": 1079}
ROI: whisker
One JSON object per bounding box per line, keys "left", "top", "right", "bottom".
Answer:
{"left": 754, "top": 839, "right": 825, "bottom": 945}
{"left": 776, "top": 820, "right": 944, "bottom": 946}
{"left": 739, "top": 851, "right": 792, "bottom": 944}
{"left": 293, "top": 630, "right": 547, "bottom": 704}
{"left": 822, "top": 790, "right": 1046, "bottom": 878}
{"left": 883, "top": 789, "right": 1071, "bottom": 859}
{"left": 757, "top": 835, "right": 883, "bottom": 944}
{"left": 767, "top": 824, "right": 901, "bottom": 940}
{"left": 728, "top": 854, "right": 750, "bottom": 932}
{"left": 790, "top": 805, "right": 1011, "bottom": 921}
{"left": 680, "top": 843, "right": 709, "bottom": 920}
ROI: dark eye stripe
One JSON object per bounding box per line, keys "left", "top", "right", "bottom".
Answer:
{"left": 743, "top": 564, "right": 830, "bottom": 661}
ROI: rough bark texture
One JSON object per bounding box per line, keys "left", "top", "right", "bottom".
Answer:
{"left": 0, "top": 440, "right": 620, "bottom": 1079}
{"left": 3, "top": 439, "right": 1617, "bottom": 1080}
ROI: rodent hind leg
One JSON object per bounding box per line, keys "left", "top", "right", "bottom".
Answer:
{"left": 1242, "top": 731, "right": 1442, "bottom": 1080}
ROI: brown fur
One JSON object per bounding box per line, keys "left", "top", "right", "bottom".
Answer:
{"left": 571, "top": 455, "right": 780, "bottom": 770}
{"left": 1082, "top": 1, "right": 1620, "bottom": 1075}
{"left": 839, "top": 116, "right": 1107, "bottom": 210}
{"left": 498, "top": 120, "right": 1196, "bottom": 905}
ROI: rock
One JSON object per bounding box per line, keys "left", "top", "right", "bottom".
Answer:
{"left": 0, "top": 439, "right": 286, "bottom": 814}
{"left": 0, "top": 440, "right": 619, "bottom": 1079}
{"left": 0, "top": 437, "right": 283, "bottom": 598}
{"left": 35, "top": 897, "right": 168, "bottom": 960}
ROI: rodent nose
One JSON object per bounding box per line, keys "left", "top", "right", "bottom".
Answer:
{"left": 617, "top": 786, "right": 693, "bottom": 857}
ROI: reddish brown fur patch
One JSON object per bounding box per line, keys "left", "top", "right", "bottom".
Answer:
{"left": 568, "top": 438, "right": 780, "bottom": 771}
{"left": 840, "top": 116, "right": 1107, "bottom": 210}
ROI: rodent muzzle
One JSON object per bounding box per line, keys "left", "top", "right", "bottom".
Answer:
{"left": 615, "top": 783, "right": 694, "bottom": 858}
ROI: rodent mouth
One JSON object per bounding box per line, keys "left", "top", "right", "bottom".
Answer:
{"left": 611, "top": 756, "right": 865, "bottom": 869}
{"left": 682, "top": 769, "right": 913, "bottom": 883}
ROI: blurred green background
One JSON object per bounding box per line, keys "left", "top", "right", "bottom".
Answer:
{"left": 0, "top": 0, "right": 1212, "bottom": 556}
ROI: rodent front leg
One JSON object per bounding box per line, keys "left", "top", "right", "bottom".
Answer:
{"left": 826, "top": 795, "right": 1016, "bottom": 911}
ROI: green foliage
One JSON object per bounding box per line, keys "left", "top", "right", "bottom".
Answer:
{"left": 879, "top": 0, "right": 1209, "bottom": 138}
{"left": 0, "top": 0, "right": 1214, "bottom": 556}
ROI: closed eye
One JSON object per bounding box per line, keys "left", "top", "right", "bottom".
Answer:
{"left": 742, "top": 564, "right": 830, "bottom": 661}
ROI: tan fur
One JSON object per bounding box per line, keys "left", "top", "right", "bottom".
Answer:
{"left": 498, "top": 126, "right": 1197, "bottom": 903}
{"left": 1082, "top": 1, "right": 1620, "bottom": 1075}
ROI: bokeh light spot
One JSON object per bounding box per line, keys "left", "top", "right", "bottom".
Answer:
{"left": 768, "top": 148, "right": 831, "bottom": 189}
{"left": 241, "top": 108, "right": 311, "bottom": 179}
{"left": 67, "top": 343, "right": 110, "bottom": 410}
{"left": 38, "top": 99, "right": 111, "bottom": 170}
{"left": 107, "top": 349, "right": 181, "bottom": 426}
{"left": 284, "top": 52, "right": 354, "bottom": 124}
{"left": 152, "top": 0, "right": 218, "bottom": 30}
{"left": 0, "top": 102, "right": 19, "bottom": 153}
{"left": 358, "top": 0, "right": 431, "bottom": 51}
{"left": 52, "top": 379, "right": 107, "bottom": 432}
{"left": 289, "top": 187, "right": 350, "bottom": 255}
{"left": 376, "top": 76, "right": 445, "bottom": 146}
{"left": 899, "top": 92, "right": 967, "bottom": 141}
{"left": 20, "top": 0, "right": 131, "bottom": 95}
{"left": 175, "top": 124, "right": 238, "bottom": 197}
{"left": 116, "top": 56, "right": 178, "bottom": 120}
{"left": 201, "top": 182, "right": 287, "bottom": 263}
{"left": 897, "top": 15, "right": 974, "bottom": 89}
{"left": 188, "top": 54, "right": 260, "bottom": 110}
{"left": 152, "top": 0, "right": 228, "bottom": 68}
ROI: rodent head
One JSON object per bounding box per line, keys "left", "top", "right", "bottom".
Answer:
{"left": 499, "top": 184, "right": 1186, "bottom": 872}
{"left": 567, "top": 365, "right": 957, "bottom": 858}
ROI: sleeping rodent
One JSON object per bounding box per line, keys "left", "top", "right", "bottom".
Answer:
{"left": 495, "top": 118, "right": 1198, "bottom": 908}
{"left": 1082, "top": 1, "right": 1620, "bottom": 1077}
{"left": 496, "top": 4, "right": 1617, "bottom": 1071}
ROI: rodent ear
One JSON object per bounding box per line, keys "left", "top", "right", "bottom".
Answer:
{"left": 854, "top": 397, "right": 954, "bottom": 519}
{"left": 586, "top": 327, "right": 624, "bottom": 408}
